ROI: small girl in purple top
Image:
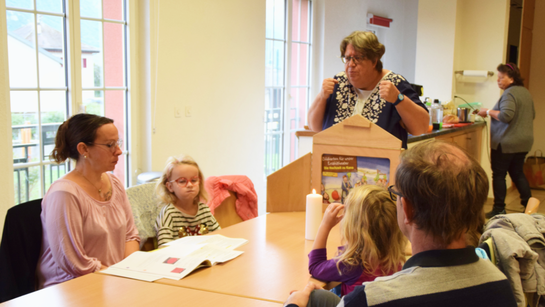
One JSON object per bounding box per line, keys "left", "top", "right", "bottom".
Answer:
{"left": 308, "top": 185, "right": 406, "bottom": 296}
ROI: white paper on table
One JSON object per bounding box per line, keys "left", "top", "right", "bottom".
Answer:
{"left": 154, "top": 245, "right": 243, "bottom": 279}
{"left": 186, "top": 244, "right": 244, "bottom": 265}
{"left": 164, "top": 234, "right": 248, "bottom": 250}
{"left": 101, "top": 267, "right": 162, "bottom": 282}
{"left": 157, "top": 241, "right": 207, "bottom": 258}
{"left": 103, "top": 245, "right": 205, "bottom": 280}
{"left": 102, "top": 242, "right": 244, "bottom": 281}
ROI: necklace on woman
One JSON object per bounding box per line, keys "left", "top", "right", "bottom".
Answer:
{"left": 77, "top": 170, "right": 104, "bottom": 195}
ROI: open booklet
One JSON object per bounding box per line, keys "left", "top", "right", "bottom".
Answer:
{"left": 102, "top": 234, "right": 248, "bottom": 282}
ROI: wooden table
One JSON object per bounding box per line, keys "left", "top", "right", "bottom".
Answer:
{"left": 3, "top": 212, "right": 337, "bottom": 306}
{"left": 155, "top": 212, "right": 340, "bottom": 303}
{"left": 0, "top": 273, "right": 281, "bottom": 307}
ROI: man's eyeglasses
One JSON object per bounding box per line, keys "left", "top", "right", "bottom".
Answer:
{"left": 388, "top": 185, "right": 402, "bottom": 201}
{"left": 93, "top": 139, "right": 123, "bottom": 153}
{"left": 169, "top": 176, "right": 200, "bottom": 188}
{"left": 341, "top": 55, "right": 365, "bottom": 65}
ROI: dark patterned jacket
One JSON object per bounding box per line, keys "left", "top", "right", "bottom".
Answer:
{"left": 321, "top": 71, "right": 427, "bottom": 148}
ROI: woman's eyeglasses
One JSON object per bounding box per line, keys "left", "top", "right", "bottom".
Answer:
{"left": 93, "top": 139, "right": 123, "bottom": 153}
{"left": 388, "top": 185, "right": 402, "bottom": 201}
{"left": 341, "top": 55, "right": 365, "bottom": 65}
{"left": 169, "top": 176, "right": 200, "bottom": 187}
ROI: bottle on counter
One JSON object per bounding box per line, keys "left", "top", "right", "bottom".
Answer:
{"left": 424, "top": 97, "right": 432, "bottom": 125}
{"left": 424, "top": 97, "right": 432, "bottom": 107}
{"left": 430, "top": 99, "right": 443, "bottom": 130}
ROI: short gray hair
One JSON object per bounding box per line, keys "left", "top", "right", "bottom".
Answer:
{"left": 340, "top": 31, "right": 385, "bottom": 72}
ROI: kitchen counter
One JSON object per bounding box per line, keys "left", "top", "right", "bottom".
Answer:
{"left": 408, "top": 121, "right": 486, "bottom": 143}
{"left": 408, "top": 121, "right": 485, "bottom": 162}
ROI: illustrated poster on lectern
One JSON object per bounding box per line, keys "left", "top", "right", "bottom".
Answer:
{"left": 321, "top": 154, "right": 390, "bottom": 204}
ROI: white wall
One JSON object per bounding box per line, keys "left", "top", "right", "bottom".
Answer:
{"left": 453, "top": 0, "right": 508, "bottom": 107}
{"left": 414, "top": 0, "right": 457, "bottom": 102}
{"left": 367, "top": 0, "right": 419, "bottom": 82}
{"left": 0, "top": 1, "right": 15, "bottom": 238}
{"left": 142, "top": 0, "right": 266, "bottom": 213}
{"left": 401, "top": 0, "right": 419, "bottom": 83}
{"left": 453, "top": 0, "right": 509, "bottom": 197}
{"left": 321, "top": 0, "right": 368, "bottom": 89}
{"left": 310, "top": 0, "right": 325, "bottom": 100}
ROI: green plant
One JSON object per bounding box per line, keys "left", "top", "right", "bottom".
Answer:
{"left": 94, "top": 64, "right": 101, "bottom": 87}
{"left": 11, "top": 114, "right": 25, "bottom": 125}
{"left": 85, "top": 102, "right": 103, "bottom": 116}
{"left": 42, "top": 111, "right": 65, "bottom": 124}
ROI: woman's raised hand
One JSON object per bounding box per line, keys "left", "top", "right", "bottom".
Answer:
{"left": 320, "top": 203, "right": 345, "bottom": 230}
{"left": 378, "top": 80, "right": 400, "bottom": 103}
{"left": 320, "top": 78, "right": 339, "bottom": 100}
{"left": 308, "top": 78, "right": 339, "bottom": 131}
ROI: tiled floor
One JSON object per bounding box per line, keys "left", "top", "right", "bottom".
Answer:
{"left": 483, "top": 187, "right": 545, "bottom": 215}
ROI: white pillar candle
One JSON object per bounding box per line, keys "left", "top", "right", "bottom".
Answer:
{"left": 305, "top": 189, "right": 323, "bottom": 240}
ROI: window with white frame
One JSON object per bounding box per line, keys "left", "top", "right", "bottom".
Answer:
{"left": 5, "top": 0, "right": 130, "bottom": 205}
{"left": 265, "top": 0, "right": 311, "bottom": 176}
{"left": 79, "top": 0, "right": 129, "bottom": 186}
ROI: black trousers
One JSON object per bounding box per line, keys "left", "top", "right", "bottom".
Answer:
{"left": 491, "top": 144, "right": 531, "bottom": 211}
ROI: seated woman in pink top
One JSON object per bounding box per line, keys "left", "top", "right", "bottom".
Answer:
{"left": 37, "top": 114, "right": 140, "bottom": 288}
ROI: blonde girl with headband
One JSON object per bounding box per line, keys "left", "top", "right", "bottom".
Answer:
{"left": 308, "top": 185, "right": 406, "bottom": 296}
{"left": 155, "top": 155, "right": 220, "bottom": 247}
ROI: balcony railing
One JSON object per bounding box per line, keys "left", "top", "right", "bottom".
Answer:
{"left": 12, "top": 122, "right": 68, "bottom": 204}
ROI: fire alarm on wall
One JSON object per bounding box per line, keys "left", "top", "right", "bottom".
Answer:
{"left": 367, "top": 13, "right": 393, "bottom": 28}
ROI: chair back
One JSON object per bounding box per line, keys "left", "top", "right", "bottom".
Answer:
{"left": 525, "top": 197, "right": 540, "bottom": 215}
{"left": 205, "top": 175, "right": 258, "bottom": 228}
{"left": 0, "top": 199, "right": 43, "bottom": 302}
{"left": 212, "top": 190, "right": 243, "bottom": 228}
{"left": 480, "top": 213, "right": 545, "bottom": 307}
{"left": 126, "top": 183, "right": 161, "bottom": 250}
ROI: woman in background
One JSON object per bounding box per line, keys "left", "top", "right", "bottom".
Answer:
{"left": 477, "top": 63, "right": 535, "bottom": 218}
{"left": 37, "top": 114, "right": 140, "bottom": 288}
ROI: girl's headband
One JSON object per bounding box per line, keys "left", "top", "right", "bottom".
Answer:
{"left": 506, "top": 63, "right": 515, "bottom": 71}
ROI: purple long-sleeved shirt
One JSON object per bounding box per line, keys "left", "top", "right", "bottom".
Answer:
{"left": 309, "top": 247, "right": 400, "bottom": 296}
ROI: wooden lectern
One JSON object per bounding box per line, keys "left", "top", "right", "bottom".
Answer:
{"left": 267, "top": 115, "right": 403, "bottom": 212}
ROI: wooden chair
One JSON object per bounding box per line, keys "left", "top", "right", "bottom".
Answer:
{"left": 525, "top": 197, "right": 540, "bottom": 215}
{"left": 211, "top": 190, "right": 243, "bottom": 228}
{"left": 205, "top": 176, "right": 258, "bottom": 229}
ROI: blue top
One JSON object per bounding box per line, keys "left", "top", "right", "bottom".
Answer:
{"left": 322, "top": 72, "right": 427, "bottom": 148}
